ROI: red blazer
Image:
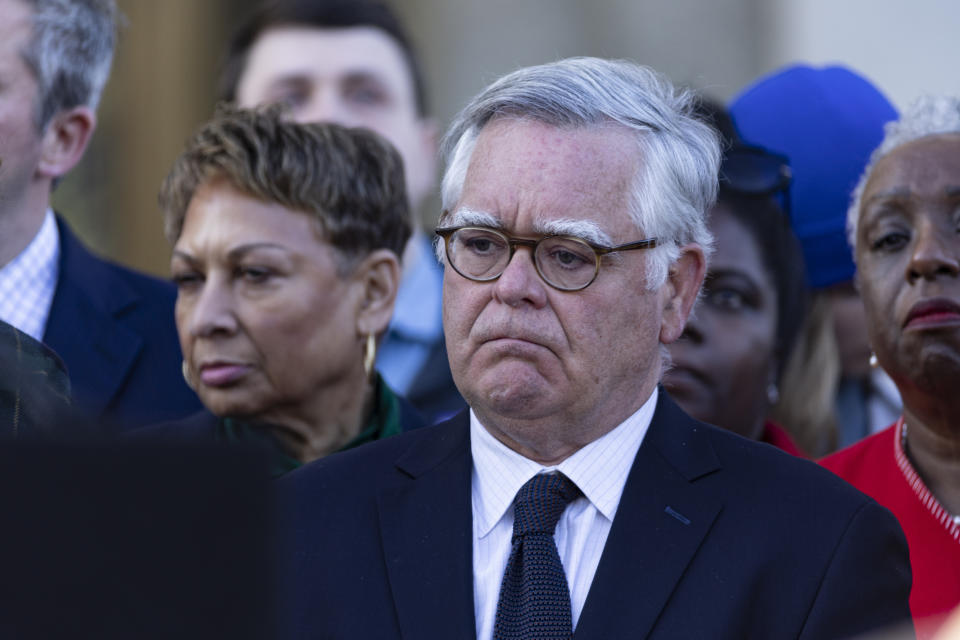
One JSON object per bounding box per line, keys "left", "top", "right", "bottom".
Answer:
{"left": 762, "top": 420, "right": 806, "bottom": 457}
{"left": 822, "top": 419, "right": 960, "bottom": 639}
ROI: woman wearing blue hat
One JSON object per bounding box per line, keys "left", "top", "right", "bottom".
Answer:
{"left": 730, "top": 64, "right": 902, "bottom": 456}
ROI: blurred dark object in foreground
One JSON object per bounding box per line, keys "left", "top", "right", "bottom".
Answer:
{"left": 0, "top": 319, "right": 72, "bottom": 440}
{"left": 0, "top": 441, "right": 274, "bottom": 639}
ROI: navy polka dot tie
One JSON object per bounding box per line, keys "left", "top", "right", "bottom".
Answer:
{"left": 494, "top": 472, "right": 583, "bottom": 640}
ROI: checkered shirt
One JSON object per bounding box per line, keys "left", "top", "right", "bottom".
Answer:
{"left": 0, "top": 210, "right": 60, "bottom": 341}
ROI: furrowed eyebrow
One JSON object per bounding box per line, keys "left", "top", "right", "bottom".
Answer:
{"left": 536, "top": 217, "right": 612, "bottom": 246}
{"left": 170, "top": 249, "right": 198, "bottom": 265}
{"left": 445, "top": 207, "right": 501, "bottom": 229}
{"left": 172, "top": 243, "right": 288, "bottom": 261}
{"left": 444, "top": 209, "right": 617, "bottom": 247}
{"left": 342, "top": 70, "right": 391, "bottom": 87}
{"left": 266, "top": 74, "right": 311, "bottom": 91}
{"left": 225, "top": 243, "right": 290, "bottom": 261}
{"left": 864, "top": 187, "right": 912, "bottom": 204}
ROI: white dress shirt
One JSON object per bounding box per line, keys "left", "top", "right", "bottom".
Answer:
{"left": 471, "top": 387, "right": 657, "bottom": 640}
{"left": 0, "top": 210, "right": 60, "bottom": 341}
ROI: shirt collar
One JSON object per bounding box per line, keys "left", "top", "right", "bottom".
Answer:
{"left": 0, "top": 209, "right": 60, "bottom": 341}
{"left": 471, "top": 387, "right": 658, "bottom": 538}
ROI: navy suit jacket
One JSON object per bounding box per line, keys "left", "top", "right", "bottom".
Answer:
{"left": 43, "top": 218, "right": 201, "bottom": 431}
{"left": 279, "top": 391, "right": 913, "bottom": 639}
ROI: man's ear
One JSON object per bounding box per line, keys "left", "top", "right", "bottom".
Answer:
{"left": 659, "top": 243, "right": 706, "bottom": 345}
{"left": 36, "top": 106, "right": 96, "bottom": 179}
{"left": 353, "top": 248, "right": 401, "bottom": 337}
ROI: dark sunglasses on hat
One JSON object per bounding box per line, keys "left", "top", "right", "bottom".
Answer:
{"left": 720, "top": 144, "right": 793, "bottom": 216}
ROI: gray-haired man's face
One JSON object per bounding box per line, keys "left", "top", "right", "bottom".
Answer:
{"left": 440, "top": 118, "right": 699, "bottom": 460}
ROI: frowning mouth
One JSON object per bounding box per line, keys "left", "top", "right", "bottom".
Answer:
{"left": 904, "top": 298, "right": 960, "bottom": 330}
{"left": 662, "top": 365, "right": 709, "bottom": 395}
{"left": 197, "top": 361, "right": 251, "bottom": 387}
{"left": 483, "top": 336, "right": 548, "bottom": 352}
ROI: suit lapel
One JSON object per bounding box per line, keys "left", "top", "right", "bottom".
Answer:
{"left": 575, "top": 393, "right": 723, "bottom": 639}
{"left": 44, "top": 218, "right": 143, "bottom": 419}
{"left": 378, "top": 413, "right": 477, "bottom": 640}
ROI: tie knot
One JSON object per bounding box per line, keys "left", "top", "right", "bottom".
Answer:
{"left": 512, "top": 473, "right": 582, "bottom": 538}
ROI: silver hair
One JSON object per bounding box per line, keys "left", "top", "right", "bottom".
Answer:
{"left": 20, "top": 0, "right": 119, "bottom": 129}
{"left": 847, "top": 95, "right": 960, "bottom": 249}
{"left": 438, "top": 57, "right": 720, "bottom": 290}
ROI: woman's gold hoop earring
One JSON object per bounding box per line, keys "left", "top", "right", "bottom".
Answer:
{"left": 182, "top": 360, "right": 195, "bottom": 391}
{"left": 363, "top": 333, "right": 377, "bottom": 381}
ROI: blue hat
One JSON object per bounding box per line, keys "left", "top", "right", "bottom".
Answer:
{"left": 729, "top": 64, "right": 898, "bottom": 289}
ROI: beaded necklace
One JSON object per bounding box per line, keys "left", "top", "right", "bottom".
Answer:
{"left": 896, "top": 417, "right": 960, "bottom": 536}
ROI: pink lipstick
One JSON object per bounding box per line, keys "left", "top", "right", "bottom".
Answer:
{"left": 904, "top": 298, "right": 960, "bottom": 330}
{"left": 198, "top": 363, "right": 250, "bottom": 387}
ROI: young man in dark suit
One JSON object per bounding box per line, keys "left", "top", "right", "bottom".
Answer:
{"left": 0, "top": 0, "right": 200, "bottom": 430}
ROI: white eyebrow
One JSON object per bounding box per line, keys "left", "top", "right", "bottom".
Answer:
{"left": 536, "top": 218, "right": 613, "bottom": 246}
{"left": 443, "top": 209, "right": 614, "bottom": 246}
{"left": 443, "top": 207, "right": 501, "bottom": 229}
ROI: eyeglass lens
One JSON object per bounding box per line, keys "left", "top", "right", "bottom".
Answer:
{"left": 446, "top": 228, "right": 598, "bottom": 290}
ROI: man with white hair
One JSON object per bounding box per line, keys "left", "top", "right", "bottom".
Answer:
{"left": 0, "top": 0, "right": 200, "bottom": 429}
{"left": 280, "top": 58, "right": 913, "bottom": 639}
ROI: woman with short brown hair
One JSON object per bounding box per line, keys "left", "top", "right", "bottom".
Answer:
{"left": 144, "top": 105, "right": 423, "bottom": 473}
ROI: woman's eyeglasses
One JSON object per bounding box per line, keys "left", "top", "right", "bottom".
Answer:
{"left": 720, "top": 144, "right": 792, "bottom": 215}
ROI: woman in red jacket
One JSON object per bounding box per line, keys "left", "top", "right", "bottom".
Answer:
{"left": 821, "top": 95, "right": 960, "bottom": 638}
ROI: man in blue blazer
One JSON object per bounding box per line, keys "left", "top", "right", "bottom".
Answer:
{"left": 0, "top": 0, "right": 200, "bottom": 431}
{"left": 44, "top": 218, "right": 201, "bottom": 428}
{"left": 279, "top": 58, "right": 913, "bottom": 639}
